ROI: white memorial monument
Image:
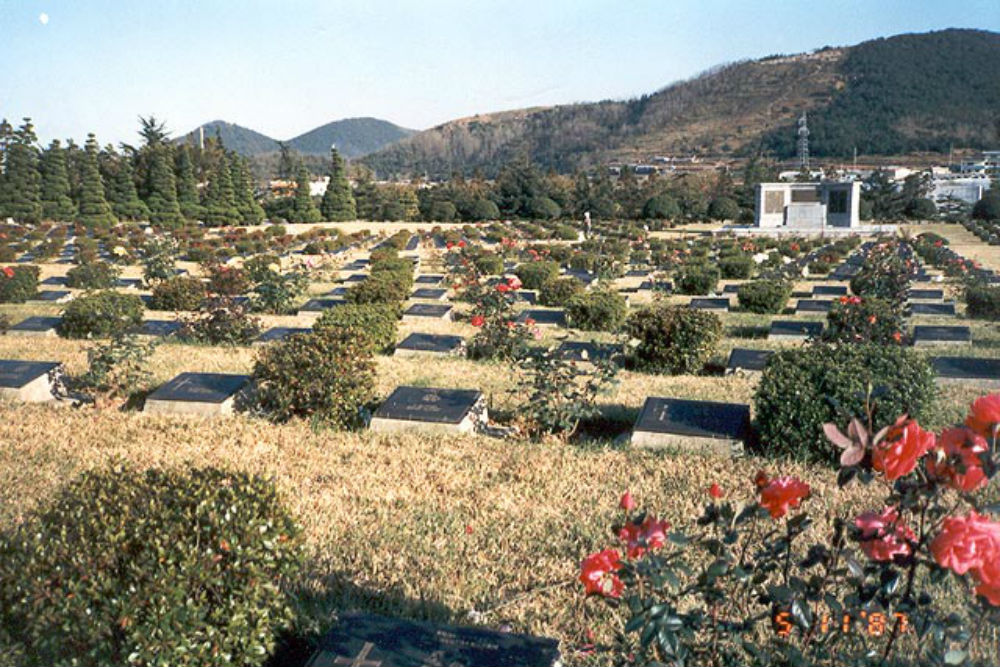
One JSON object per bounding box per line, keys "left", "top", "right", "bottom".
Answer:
{"left": 754, "top": 181, "right": 861, "bottom": 229}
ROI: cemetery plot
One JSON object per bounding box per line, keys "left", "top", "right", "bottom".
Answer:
{"left": 115, "top": 278, "right": 143, "bottom": 289}
{"left": 306, "top": 612, "right": 560, "bottom": 667}
{"left": 516, "top": 309, "right": 566, "bottom": 327}
{"left": 556, "top": 340, "right": 622, "bottom": 363}
{"left": 40, "top": 276, "right": 69, "bottom": 286}
{"left": 514, "top": 290, "right": 538, "bottom": 304}
{"left": 909, "top": 302, "right": 956, "bottom": 316}
{"left": 414, "top": 274, "right": 445, "bottom": 286}
{"left": 0, "top": 360, "right": 62, "bottom": 403}
{"left": 144, "top": 372, "right": 251, "bottom": 416}
{"left": 690, "top": 297, "right": 730, "bottom": 312}
{"left": 631, "top": 396, "right": 750, "bottom": 457}
{"left": 931, "top": 356, "right": 1000, "bottom": 388}
{"left": 409, "top": 288, "right": 449, "bottom": 301}
{"left": 402, "top": 303, "right": 453, "bottom": 322}
{"left": 912, "top": 325, "right": 972, "bottom": 347}
{"left": 908, "top": 288, "right": 945, "bottom": 301}
{"left": 370, "top": 386, "right": 485, "bottom": 434}
{"left": 7, "top": 316, "right": 61, "bottom": 337}
{"left": 130, "top": 320, "right": 182, "bottom": 337}
{"left": 298, "top": 298, "right": 347, "bottom": 316}
{"left": 394, "top": 332, "right": 465, "bottom": 357}
{"left": 343, "top": 274, "right": 368, "bottom": 283}
{"left": 639, "top": 280, "right": 672, "bottom": 292}
{"left": 812, "top": 285, "right": 848, "bottom": 297}
{"left": 31, "top": 290, "right": 72, "bottom": 303}
{"left": 768, "top": 320, "right": 823, "bottom": 341}
{"left": 726, "top": 348, "right": 774, "bottom": 374}
{"left": 255, "top": 327, "right": 314, "bottom": 345}
{"left": 795, "top": 299, "right": 833, "bottom": 313}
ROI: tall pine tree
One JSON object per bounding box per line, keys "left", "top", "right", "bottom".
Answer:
{"left": 145, "top": 146, "right": 183, "bottom": 228}
{"left": 202, "top": 153, "right": 241, "bottom": 227}
{"left": 0, "top": 119, "right": 43, "bottom": 223}
{"left": 108, "top": 150, "right": 150, "bottom": 221}
{"left": 320, "top": 147, "right": 356, "bottom": 221}
{"left": 288, "top": 165, "right": 320, "bottom": 223}
{"left": 0, "top": 119, "right": 14, "bottom": 218}
{"left": 77, "top": 134, "right": 116, "bottom": 227}
{"left": 174, "top": 145, "right": 203, "bottom": 221}
{"left": 230, "top": 154, "right": 264, "bottom": 224}
{"left": 39, "top": 139, "right": 77, "bottom": 221}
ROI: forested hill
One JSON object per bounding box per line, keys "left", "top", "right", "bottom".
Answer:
{"left": 362, "top": 29, "right": 1000, "bottom": 178}
{"left": 177, "top": 118, "right": 415, "bottom": 158}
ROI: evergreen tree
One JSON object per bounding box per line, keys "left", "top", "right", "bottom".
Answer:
{"left": 397, "top": 186, "right": 419, "bottom": 221}
{"left": 174, "top": 145, "right": 203, "bottom": 221}
{"left": 276, "top": 142, "right": 297, "bottom": 180}
{"left": 0, "top": 119, "right": 43, "bottom": 222}
{"left": 352, "top": 169, "right": 381, "bottom": 221}
{"left": 64, "top": 139, "right": 87, "bottom": 205}
{"left": 77, "top": 134, "right": 116, "bottom": 227}
{"left": 108, "top": 151, "right": 150, "bottom": 221}
{"left": 230, "top": 154, "right": 264, "bottom": 224}
{"left": 39, "top": 139, "right": 77, "bottom": 221}
{"left": 202, "top": 153, "right": 241, "bottom": 227}
{"left": 145, "top": 146, "right": 183, "bottom": 228}
{"left": 288, "top": 165, "right": 320, "bottom": 223}
{"left": 319, "top": 147, "right": 356, "bottom": 221}
{"left": 0, "top": 119, "right": 13, "bottom": 218}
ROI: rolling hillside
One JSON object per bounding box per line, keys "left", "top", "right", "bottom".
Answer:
{"left": 362, "top": 29, "right": 1000, "bottom": 178}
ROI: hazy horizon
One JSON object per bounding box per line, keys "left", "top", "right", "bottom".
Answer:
{"left": 2, "top": 0, "right": 999, "bottom": 147}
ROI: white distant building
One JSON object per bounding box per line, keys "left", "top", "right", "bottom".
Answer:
{"left": 931, "top": 176, "right": 991, "bottom": 205}
{"left": 755, "top": 181, "right": 861, "bottom": 229}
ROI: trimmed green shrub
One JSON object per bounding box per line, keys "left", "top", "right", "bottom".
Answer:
{"left": 754, "top": 344, "right": 936, "bottom": 464}
{"left": 824, "top": 296, "right": 904, "bottom": 344}
{"left": 515, "top": 261, "right": 561, "bottom": 290}
{"left": 642, "top": 194, "right": 680, "bottom": 219}
{"left": 0, "top": 464, "right": 303, "bottom": 667}
{"left": 718, "top": 254, "right": 753, "bottom": 279}
{"left": 148, "top": 276, "right": 206, "bottom": 311}
{"left": 314, "top": 302, "right": 399, "bottom": 353}
{"left": 346, "top": 271, "right": 411, "bottom": 305}
{"left": 472, "top": 253, "right": 504, "bottom": 275}
{"left": 554, "top": 224, "right": 579, "bottom": 241}
{"left": 566, "top": 288, "right": 628, "bottom": 332}
{"left": 253, "top": 329, "right": 376, "bottom": 429}
{"left": 971, "top": 194, "right": 1000, "bottom": 221}
{"left": 0, "top": 265, "right": 39, "bottom": 303}
{"left": 626, "top": 304, "right": 722, "bottom": 375}
{"left": 707, "top": 196, "right": 740, "bottom": 221}
{"left": 807, "top": 260, "right": 831, "bottom": 275}
{"left": 674, "top": 264, "right": 720, "bottom": 295}
{"left": 59, "top": 291, "right": 144, "bottom": 339}
{"left": 66, "top": 261, "right": 120, "bottom": 289}
{"left": 179, "top": 297, "right": 262, "bottom": 345}
{"left": 737, "top": 280, "right": 792, "bottom": 314}
{"left": 965, "top": 284, "right": 1000, "bottom": 320}
{"left": 205, "top": 263, "right": 250, "bottom": 297}
{"left": 539, "top": 277, "right": 584, "bottom": 306}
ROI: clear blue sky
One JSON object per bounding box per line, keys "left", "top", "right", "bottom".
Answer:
{"left": 2, "top": 0, "right": 998, "bottom": 146}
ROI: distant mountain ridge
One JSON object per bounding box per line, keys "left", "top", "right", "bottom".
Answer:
{"left": 177, "top": 117, "right": 415, "bottom": 159}
{"left": 360, "top": 28, "right": 1000, "bottom": 178}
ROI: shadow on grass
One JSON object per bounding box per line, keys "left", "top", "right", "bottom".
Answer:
{"left": 266, "top": 575, "right": 456, "bottom": 667}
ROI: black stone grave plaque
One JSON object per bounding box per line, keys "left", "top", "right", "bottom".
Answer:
{"left": 516, "top": 309, "right": 566, "bottom": 326}
{"left": 639, "top": 280, "right": 672, "bottom": 292}
{"left": 256, "top": 327, "right": 313, "bottom": 343}
{"left": 913, "top": 325, "right": 972, "bottom": 345}
{"left": 726, "top": 348, "right": 774, "bottom": 372}
{"left": 41, "top": 276, "right": 68, "bottom": 286}
{"left": 10, "top": 316, "right": 61, "bottom": 333}
{"left": 403, "top": 303, "right": 453, "bottom": 318}
{"left": 148, "top": 373, "right": 250, "bottom": 404}
{"left": 515, "top": 290, "right": 537, "bottom": 304}
{"left": 769, "top": 320, "right": 823, "bottom": 338}
{"left": 626, "top": 269, "right": 650, "bottom": 277}
{"left": 405, "top": 235, "right": 420, "bottom": 251}
{"left": 812, "top": 285, "right": 848, "bottom": 297}
{"left": 300, "top": 298, "right": 347, "bottom": 312}
{"left": 307, "top": 612, "right": 560, "bottom": 667}
{"left": 116, "top": 278, "right": 142, "bottom": 289}
{"left": 722, "top": 284, "right": 743, "bottom": 294}
{"left": 415, "top": 274, "right": 445, "bottom": 285}
{"left": 410, "top": 288, "right": 448, "bottom": 300}
{"left": 690, "top": 298, "right": 730, "bottom": 311}
{"left": 33, "top": 290, "right": 70, "bottom": 302}
{"left": 327, "top": 286, "right": 349, "bottom": 296}
{"left": 0, "top": 360, "right": 60, "bottom": 388}
{"left": 909, "top": 289, "right": 944, "bottom": 300}
{"left": 931, "top": 356, "right": 1000, "bottom": 382}
{"left": 556, "top": 341, "right": 621, "bottom": 363}
{"left": 635, "top": 397, "right": 750, "bottom": 442}
{"left": 344, "top": 274, "right": 368, "bottom": 283}
{"left": 796, "top": 299, "right": 833, "bottom": 313}
{"left": 375, "top": 386, "right": 481, "bottom": 424}
{"left": 910, "top": 303, "right": 956, "bottom": 316}
{"left": 396, "top": 333, "right": 464, "bottom": 354}
{"left": 131, "top": 320, "right": 182, "bottom": 337}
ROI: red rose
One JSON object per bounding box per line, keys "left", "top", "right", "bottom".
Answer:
{"left": 855, "top": 506, "right": 914, "bottom": 562}
{"left": 1, "top": 266, "right": 13, "bottom": 279}
{"left": 506, "top": 276, "right": 522, "bottom": 290}
{"left": 446, "top": 241, "right": 454, "bottom": 249}
{"left": 931, "top": 512, "right": 1000, "bottom": 604}
{"left": 892, "top": 331, "right": 902, "bottom": 343}
{"left": 871, "top": 416, "right": 934, "bottom": 481}
{"left": 619, "top": 490, "right": 635, "bottom": 511}
{"left": 966, "top": 393, "right": 1000, "bottom": 439}
{"left": 579, "top": 549, "right": 624, "bottom": 597}
{"left": 496, "top": 283, "right": 510, "bottom": 293}
{"left": 470, "top": 315, "right": 485, "bottom": 327}
{"left": 618, "top": 515, "right": 670, "bottom": 559}
{"left": 759, "top": 476, "right": 810, "bottom": 519}
{"left": 708, "top": 483, "right": 723, "bottom": 499}
{"left": 524, "top": 317, "right": 535, "bottom": 326}
{"left": 458, "top": 240, "right": 466, "bottom": 248}
{"left": 926, "top": 427, "right": 988, "bottom": 493}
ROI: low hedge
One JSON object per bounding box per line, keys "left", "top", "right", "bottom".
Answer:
{"left": 965, "top": 284, "right": 1000, "bottom": 320}
{"left": 626, "top": 304, "right": 722, "bottom": 375}
{"left": 674, "top": 265, "right": 720, "bottom": 295}
{"left": 148, "top": 276, "right": 206, "bottom": 311}
{"left": 514, "top": 261, "right": 561, "bottom": 290}
{"left": 737, "top": 280, "right": 791, "bottom": 314}
{"left": 65, "top": 261, "right": 120, "bottom": 289}
{"left": 314, "top": 302, "right": 399, "bottom": 353}
{"left": 59, "top": 291, "right": 144, "bottom": 338}
{"left": 565, "top": 289, "right": 628, "bottom": 332}
{"left": 539, "top": 277, "right": 584, "bottom": 306}
{"left": 0, "top": 265, "right": 39, "bottom": 303}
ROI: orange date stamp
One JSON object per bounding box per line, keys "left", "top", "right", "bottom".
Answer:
{"left": 774, "top": 611, "right": 909, "bottom": 637}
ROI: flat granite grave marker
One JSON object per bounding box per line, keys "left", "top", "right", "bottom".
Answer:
{"left": 7, "top": 316, "right": 61, "bottom": 337}
{"left": 769, "top": 320, "right": 823, "bottom": 341}
{"left": 370, "top": 386, "right": 485, "bottom": 434}
{"left": 0, "top": 360, "right": 62, "bottom": 402}
{"left": 722, "top": 284, "right": 743, "bottom": 294}
{"left": 410, "top": 288, "right": 449, "bottom": 301}
{"left": 131, "top": 320, "right": 182, "bottom": 337}
{"left": 394, "top": 333, "right": 465, "bottom": 358}
{"left": 909, "top": 302, "right": 956, "bottom": 316}
{"left": 254, "top": 326, "right": 314, "bottom": 345}
{"left": 515, "top": 290, "right": 538, "bottom": 305}
{"left": 298, "top": 298, "right": 347, "bottom": 316}
{"left": 556, "top": 340, "right": 622, "bottom": 363}
{"left": 913, "top": 325, "right": 972, "bottom": 347}
{"left": 516, "top": 309, "right": 566, "bottom": 327}
{"left": 414, "top": 274, "right": 445, "bottom": 286}
{"left": 726, "top": 348, "right": 774, "bottom": 374}
{"left": 812, "top": 285, "right": 848, "bottom": 297}
{"left": 402, "top": 303, "right": 453, "bottom": 322}
{"left": 40, "top": 276, "right": 69, "bottom": 286}
{"left": 631, "top": 397, "right": 750, "bottom": 456}
{"left": 931, "top": 356, "right": 1000, "bottom": 388}
{"left": 795, "top": 299, "right": 833, "bottom": 313}
{"left": 690, "top": 297, "right": 730, "bottom": 312}
{"left": 144, "top": 372, "right": 251, "bottom": 416}
{"left": 909, "top": 289, "right": 944, "bottom": 301}
{"left": 306, "top": 612, "right": 560, "bottom": 667}
{"left": 344, "top": 273, "right": 368, "bottom": 283}
{"left": 31, "top": 290, "right": 72, "bottom": 303}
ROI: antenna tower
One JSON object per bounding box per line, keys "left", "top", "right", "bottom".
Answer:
{"left": 797, "top": 112, "right": 810, "bottom": 172}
